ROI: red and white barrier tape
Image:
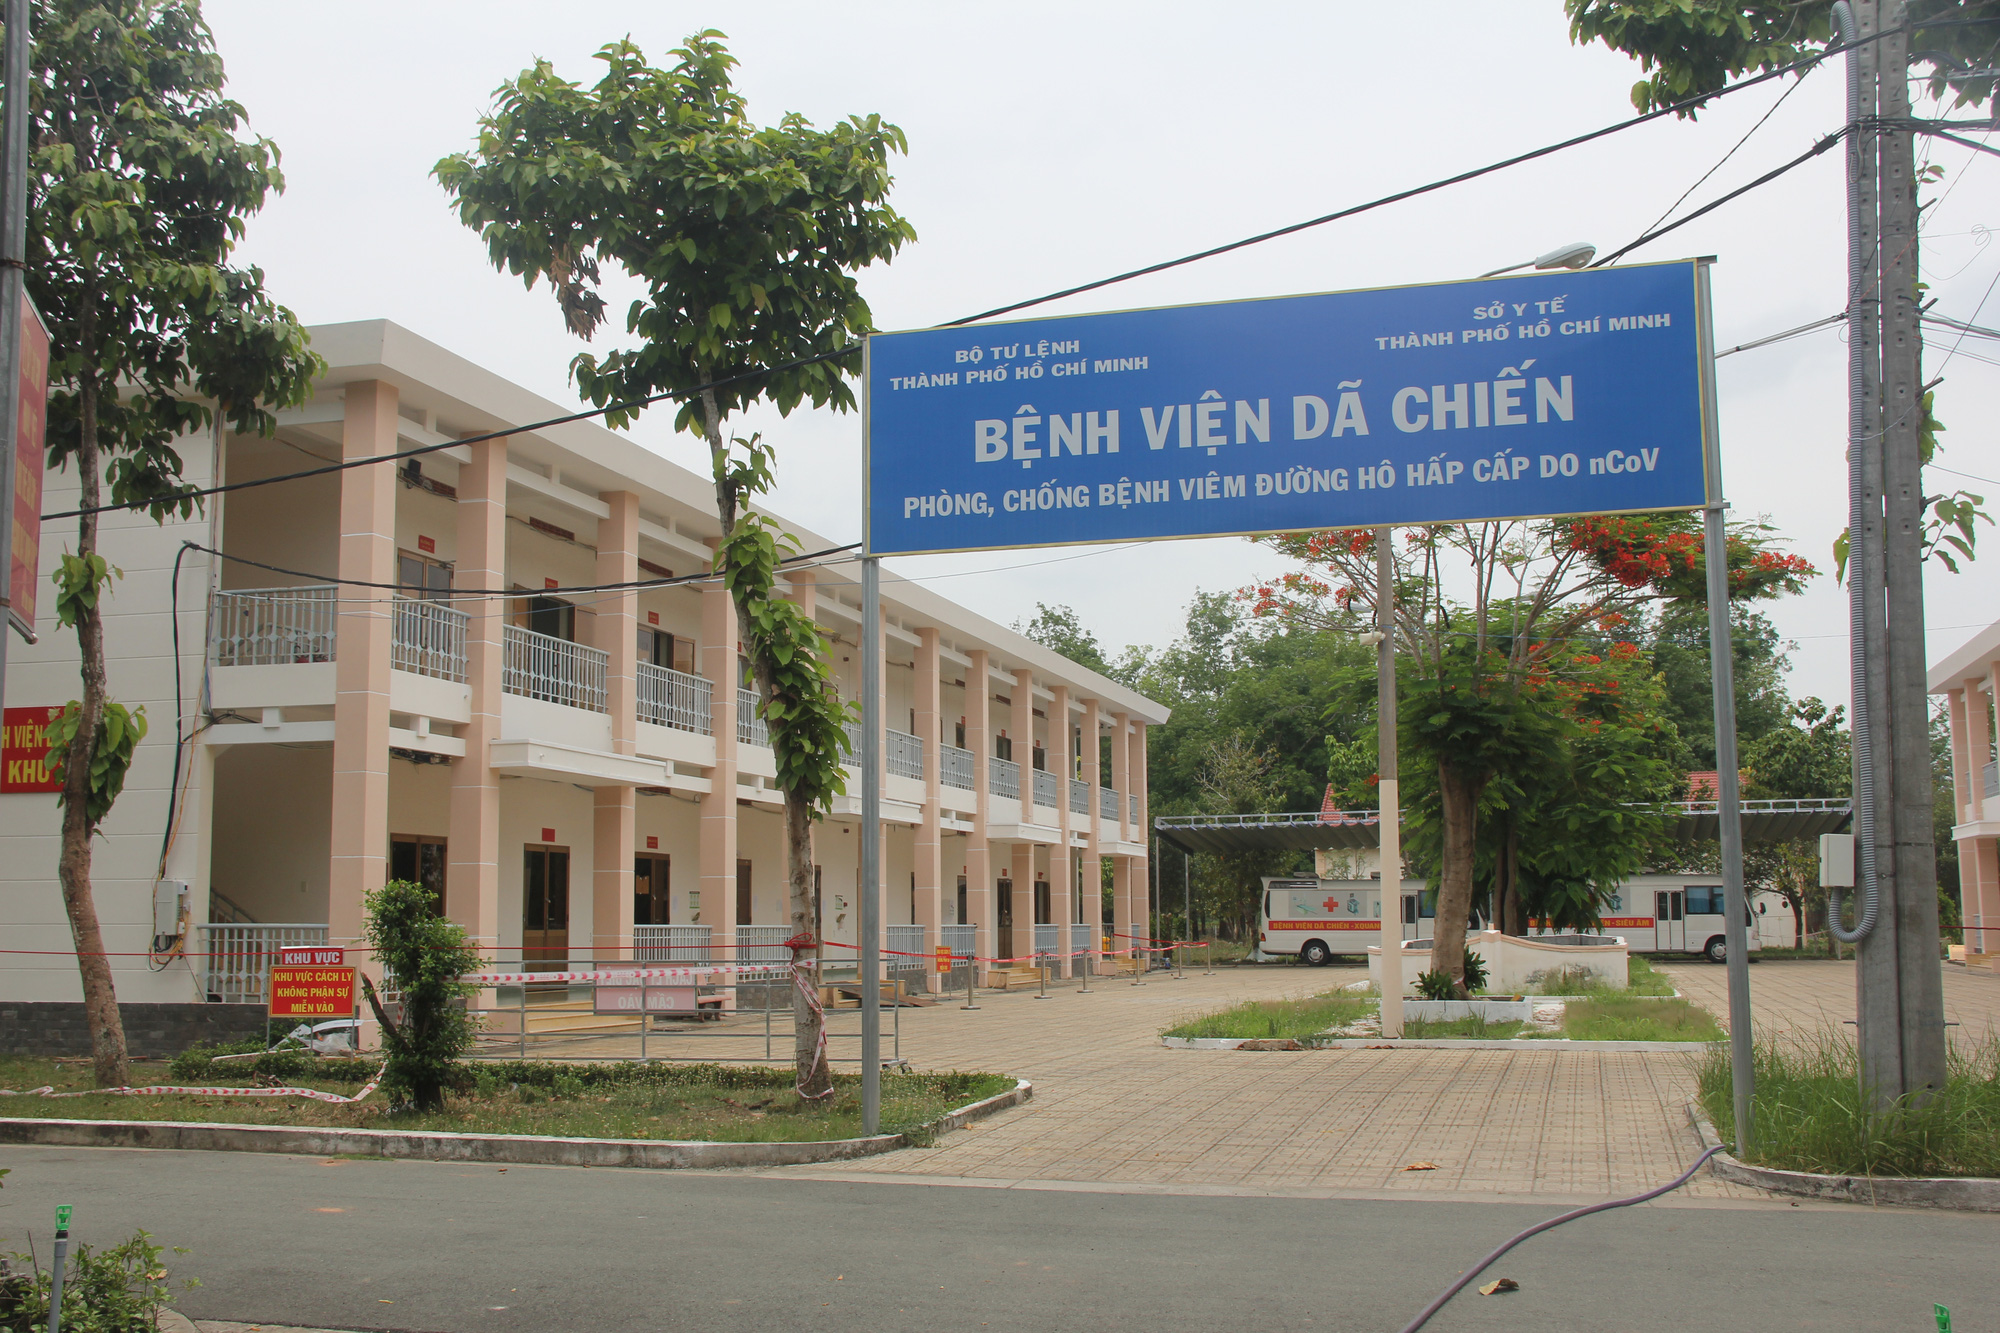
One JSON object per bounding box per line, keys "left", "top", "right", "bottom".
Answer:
{"left": 460, "top": 961, "right": 814, "bottom": 986}
{"left": 1, "top": 1071, "right": 383, "bottom": 1105}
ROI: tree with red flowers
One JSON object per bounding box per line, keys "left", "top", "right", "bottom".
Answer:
{"left": 1248, "top": 512, "right": 1811, "bottom": 995}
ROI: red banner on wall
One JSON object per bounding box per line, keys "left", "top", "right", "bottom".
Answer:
{"left": 8, "top": 291, "right": 49, "bottom": 638}
{"left": 268, "top": 965, "right": 357, "bottom": 1019}
{"left": 2, "top": 705, "right": 63, "bottom": 793}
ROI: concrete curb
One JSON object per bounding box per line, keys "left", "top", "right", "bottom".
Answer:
{"left": 1686, "top": 1101, "right": 2000, "bottom": 1213}
{"left": 0, "top": 1078, "right": 1031, "bottom": 1171}
{"left": 1161, "top": 1035, "right": 1715, "bottom": 1052}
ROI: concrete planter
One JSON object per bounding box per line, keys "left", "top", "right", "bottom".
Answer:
{"left": 1688, "top": 1103, "right": 2000, "bottom": 1213}
{"left": 1369, "top": 928, "right": 1630, "bottom": 995}
{"left": 0, "top": 1078, "right": 1030, "bottom": 1170}
{"left": 1400, "top": 998, "right": 1536, "bottom": 1023}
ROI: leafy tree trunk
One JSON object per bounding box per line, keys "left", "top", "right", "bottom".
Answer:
{"left": 699, "top": 391, "right": 831, "bottom": 1100}
{"left": 58, "top": 373, "right": 127, "bottom": 1088}
{"left": 1433, "top": 762, "right": 1482, "bottom": 997}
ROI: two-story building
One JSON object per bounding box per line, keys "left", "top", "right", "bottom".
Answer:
{"left": 0, "top": 321, "right": 1166, "bottom": 1032}
{"left": 1931, "top": 620, "right": 2000, "bottom": 971}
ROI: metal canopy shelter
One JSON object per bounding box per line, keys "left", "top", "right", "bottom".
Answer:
{"left": 1152, "top": 799, "right": 1851, "bottom": 857}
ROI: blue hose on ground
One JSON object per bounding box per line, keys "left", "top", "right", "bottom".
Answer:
{"left": 1396, "top": 1145, "right": 1726, "bottom": 1333}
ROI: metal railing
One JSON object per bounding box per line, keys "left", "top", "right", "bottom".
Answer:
{"left": 1985, "top": 761, "right": 1997, "bottom": 799}
{"left": 1071, "top": 922, "right": 1094, "bottom": 960}
{"left": 841, "top": 719, "right": 864, "bottom": 763}
{"left": 1130, "top": 792, "right": 1140, "bottom": 824}
{"left": 209, "top": 585, "right": 336, "bottom": 666}
{"left": 1033, "top": 923, "right": 1060, "bottom": 958}
{"left": 1071, "top": 778, "right": 1090, "bottom": 814}
{"left": 941, "top": 923, "right": 977, "bottom": 961}
{"left": 1032, "top": 769, "right": 1060, "bottom": 809}
{"left": 637, "top": 662, "right": 711, "bottom": 734}
{"left": 633, "top": 923, "right": 711, "bottom": 964}
{"left": 198, "top": 923, "right": 329, "bottom": 1005}
{"left": 941, "top": 744, "right": 975, "bottom": 791}
{"left": 1100, "top": 786, "right": 1120, "bottom": 820}
{"left": 990, "top": 755, "right": 1020, "bottom": 799}
{"left": 736, "top": 924, "right": 791, "bottom": 979}
{"left": 501, "top": 624, "right": 608, "bottom": 711}
{"left": 737, "top": 688, "right": 769, "bottom": 747}
{"left": 886, "top": 923, "right": 926, "bottom": 975}
{"left": 390, "top": 596, "right": 468, "bottom": 682}
{"left": 887, "top": 729, "right": 925, "bottom": 780}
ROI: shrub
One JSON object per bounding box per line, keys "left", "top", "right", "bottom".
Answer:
{"left": 361, "top": 879, "right": 482, "bottom": 1112}
{"left": 0, "top": 1229, "right": 194, "bottom": 1332}
{"left": 1460, "top": 947, "right": 1488, "bottom": 993}
{"left": 1415, "top": 969, "right": 1456, "bottom": 1001}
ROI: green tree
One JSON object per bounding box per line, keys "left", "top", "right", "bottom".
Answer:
{"left": 359, "top": 879, "right": 482, "bottom": 1112}
{"left": 435, "top": 31, "right": 913, "bottom": 1098}
{"left": 26, "top": 0, "right": 320, "bottom": 1088}
{"left": 1251, "top": 513, "right": 1811, "bottom": 994}
{"left": 1017, "top": 602, "right": 1113, "bottom": 677}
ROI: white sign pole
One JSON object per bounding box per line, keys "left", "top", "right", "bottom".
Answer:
{"left": 1375, "top": 527, "right": 1404, "bottom": 1038}
{"left": 859, "top": 553, "right": 882, "bottom": 1134}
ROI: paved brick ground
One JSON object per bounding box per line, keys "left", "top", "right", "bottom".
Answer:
{"left": 527, "top": 957, "right": 2000, "bottom": 1202}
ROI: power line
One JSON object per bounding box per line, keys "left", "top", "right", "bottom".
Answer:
{"left": 40, "top": 23, "right": 1930, "bottom": 526}
{"left": 1634, "top": 70, "right": 1813, "bottom": 243}
{"left": 1591, "top": 130, "right": 1849, "bottom": 268}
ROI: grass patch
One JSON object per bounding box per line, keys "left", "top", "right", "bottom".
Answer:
{"left": 0, "top": 1056, "right": 1010, "bottom": 1145}
{"left": 1404, "top": 1015, "right": 1525, "bottom": 1039}
{"left": 1697, "top": 1032, "right": 2000, "bottom": 1178}
{"left": 1561, "top": 995, "right": 1722, "bottom": 1041}
{"left": 1163, "top": 992, "right": 1372, "bottom": 1040}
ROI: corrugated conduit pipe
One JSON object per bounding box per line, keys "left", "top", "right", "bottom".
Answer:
{"left": 1831, "top": 0, "right": 1879, "bottom": 945}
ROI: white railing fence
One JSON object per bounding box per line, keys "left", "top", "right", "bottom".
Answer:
{"left": 941, "top": 923, "right": 977, "bottom": 961}
{"left": 737, "top": 688, "right": 769, "bottom": 747}
{"left": 1130, "top": 792, "right": 1140, "bottom": 824}
{"left": 941, "top": 744, "right": 975, "bottom": 791}
{"left": 990, "top": 755, "right": 1020, "bottom": 799}
{"left": 886, "top": 923, "right": 927, "bottom": 975}
{"left": 1070, "top": 922, "right": 1094, "bottom": 959}
{"left": 1100, "top": 786, "right": 1120, "bottom": 821}
{"left": 633, "top": 923, "right": 712, "bottom": 964}
{"left": 199, "top": 923, "right": 330, "bottom": 1005}
{"left": 637, "top": 662, "right": 712, "bottom": 734}
{"left": 210, "top": 586, "right": 336, "bottom": 667}
{"left": 1070, "top": 778, "right": 1090, "bottom": 815}
{"left": 391, "top": 596, "right": 468, "bottom": 682}
{"left": 736, "top": 924, "right": 791, "bottom": 979}
{"left": 1033, "top": 923, "right": 1060, "bottom": 958}
{"left": 502, "top": 625, "right": 608, "bottom": 712}
{"left": 1032, "top": 769, "right": 1060, "bottom": 808}
{"left": 841, "top": 719, "right": 864, "bottom": 762}
{"left": 887, "top": 729, "right": 925, "bottom": 780}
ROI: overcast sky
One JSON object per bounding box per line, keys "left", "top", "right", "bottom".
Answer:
{"left": 201, "top": 1, "right": 2000, "bottom": 713}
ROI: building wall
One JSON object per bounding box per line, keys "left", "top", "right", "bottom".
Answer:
{"left": 210, "top": 746, "right": 332, "bottom": 924}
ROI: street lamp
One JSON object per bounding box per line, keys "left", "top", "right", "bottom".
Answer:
{"left": 1477, "top": 240, "right": 1598, "bottom": 279}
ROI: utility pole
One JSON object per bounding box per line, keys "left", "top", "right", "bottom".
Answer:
{"left": 1375, "top": 527, "right": 1403, "bottom": 1039}
{"left": 1857, "top": 0, "right": 1948, "bottom": 1107}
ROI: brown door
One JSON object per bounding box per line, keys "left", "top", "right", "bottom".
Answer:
{"left": 634, "top": 854, "right": 670, "bottom": 926}
{"left": 997, "top": 876, "right": 1014, "bottom": 961}
{"left": 523, "top": 845, "right": 570, "bottom": 972}
{"left": 389, "top": 834, "right": 447, "bottom": 915}
{"left": 736, "top": 858, "right": 753, "bottom": 926}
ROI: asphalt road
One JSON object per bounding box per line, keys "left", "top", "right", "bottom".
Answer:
{"left": 0, "top": 1145, "right": 1990, "bottom": 1332}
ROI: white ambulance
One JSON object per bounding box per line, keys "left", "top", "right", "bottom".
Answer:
{"left": 1257, "top": 877, "right": 1427, "bottom": 966}
{"left": 1532, "top": 872, "right": 1763, "bottom": 962}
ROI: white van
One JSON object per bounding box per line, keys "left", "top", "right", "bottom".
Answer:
{"left": 1257, "top": 877, "right": 1427, "bottom": 966}
{"left": 1534, "top": 872, "right": 1762, "bottom": 962}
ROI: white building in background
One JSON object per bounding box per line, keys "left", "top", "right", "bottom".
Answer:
{"left": 0, "top": 321, "right": 1166, "bottom": 1023}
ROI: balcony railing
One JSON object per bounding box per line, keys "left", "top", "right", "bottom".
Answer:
{"left": 737, "top": 688, "right": 769, "bottom": 747}
{"left": 886, "top": 923, "right": 927, "bottom": 975}
{"left": 1986, "top": 760, "right": 1997, "bottom": 799}
{"left": 1130, "top": 792, "right": 1140, "bottom": 824}
{"left": 634, "top": 923, "right": 711, "bottom": 964}
{"left": 210, "top": 585, "right": 336, "bottom": 666}
{"left": 942, "top": 923, "right": 977, "bottom": 961}
{"left": 1100, "top": 786, "right": 1120, "bottom": 820}
{"left": 198, "top": 923, "right": 329, "bottom": 1004}
{"left": 737, "top": 923, "right": 790, "bottom": 979}
{"left": 941, "top": 744, "right": 975, "bottom": 791}
{"left": 390, "top": 596, "right": 468, "bottom": 683}
{"left": 638, "top": 662, "right": 712, "bottom": 734}
{"left": 841, "top": 719, "right": 864, "bottom": 762}
{"left": 990, "top": 755, "right": 1020, "bottom": 799}
{"left": 1070, "top": 778, "right": 1090, "bottom": 815}
{"left": 1071, "top": 922, "right": 1094, "bottom": 959}
{"left": 1031, "top": 769, "right": 1060, "bottom": 809}
{"left": 887, "top": 729, "right": 925, "bottom": 780}
{"left": 1033, "top": 923, "right": 1060, "bottom": 958}
{"left": 502, "top": 625, "right": 607, "bottom": 711}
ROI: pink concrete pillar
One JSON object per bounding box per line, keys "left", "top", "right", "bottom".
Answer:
{"left": 1011, "top": 668, "right": 1036, "bottom": 960}
{"left": 1966, "top": 681, "right": 1992, "bottom": 824}
{"left": 966, "top": 649, "right": 993, "bottom": 972}
{"left": 700, "top": 563, "right": 739, "bottom": 964}
{"left": 914, "top": 629, "right": 944, "bottom": 988}
{"left": 330, "top": 382, "right": 397, "bottom": 962}
{"left": 1048, "top": 685, "right": 1072, "bottom": 976}
{"left": 591, "top": 491, "right": 639, "bottom": 962}
{"left": 1081, "top": 698, "right": 1102, "bottom": 966}
{"left": 447, "top": 435, "right": 506, "bottom": 962}
{"left": 1111, "top": 711, "right": 1135, "bottom": 952}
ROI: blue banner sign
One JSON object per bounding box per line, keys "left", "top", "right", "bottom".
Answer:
{"left": 864, "top": 260, "right": 1707, "bottom": 555}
